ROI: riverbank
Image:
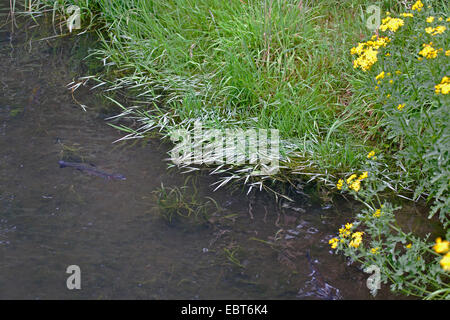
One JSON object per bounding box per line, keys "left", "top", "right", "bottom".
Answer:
{"left": 17, "top": 0, "right": 449, "bottom": 298}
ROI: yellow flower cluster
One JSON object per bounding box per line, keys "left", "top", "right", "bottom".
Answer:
{"left": 433, "top": 238, "right": 450, "bottom": 272}
{"left": 373, "top": 209, "right": 382, "bottom": 218}
{"left": 426, "top": 16, "right": 434, "bottom": 23}
{"left": 350, "top": 36, "right": 390, "bottom": 72}
{"left": 380, "top": 16, "right": 405, "bottom": 33}
{"left": 401, "top": 13, "right": 414, "bottom": 18}
{"left": 367, "top": 150, "right": 375, "bottom": 159}
{"left": 370, "top": 247, "right": 379, "bottom": 254}
{"left": 411, "top": 0, "right": 423, "bottom": 12}
{"left": 349, "top": 231, "right": 364, "bottom": 248}
{"left": 329, "top": 237, "right": 339, "bottom": 249}
{"left": 375, "top": 71, "right": 385, "bottom": 80}
{"left": 425, "top": 25, "right": 447, "bottom": 35}
{"left": 345, "top": 171, "right": 368, "bottom": 192}
{"left": 435, "top": 76, "right": 450, "bottom": 95}
{"left": 339, "top": 223, "right": 353, "bottom": 238}
{"left": 397, "top": 103, "right": 405, "bottom": 111}
{"left": 418, "top": 42, "right": 441, "bottom": 59}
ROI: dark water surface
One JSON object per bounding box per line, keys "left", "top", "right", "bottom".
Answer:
{"left": 0, "top": 3, "right": 411, "bottom": 300}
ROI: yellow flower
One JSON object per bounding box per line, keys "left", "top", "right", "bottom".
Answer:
{"left": 433, "top": 26, "right": 446, "bottom": 35}
{"left": 425, "top": 26, "right": 447, "bottom": 35}
{"left": 375, "top": 71, "right": 385, "bottom": 80}
{"left": 438, "top": 17, "right": 443, "bottom": 21}
{"left": 446, "top": 50, "right": 450, "bottom": 56}
{"left": 375, "top": 86, "right": 379, "bottom": 90}
{"left": 346, "top": 174, "right": 357, "bottom": 184}
{"left": 350, "top": 42, "right": 366, "bottom": 55}
{"left": 397, "top": 104, "right": 405, "bottom": 111}
{"left": 329, "top": 238, "right": 339, "bottom": 249}
{"left": 447, "top": 18, "right": 450, "bottom": 22}
{"left": 345, "top": 223, "right": 353, "bottom": 230}
{"left": 373, "top": 209, "right": 381, "bottom": 218}
{"left": 339, "top": 227, "right": 351, "bottom": 238}
{"left": 440, "top": 252, "right": 450, "bottom": 271}
{"left": 426, "top": 16, "right": 435, "bottom": 23}
{"left": 386, "top": 94, "right": 391, "bottom": 98}
{"left": 406, "top": 243, "right": 412, "bottom": 249}
{"left": 371, "top": 247, "right": 379, "bottom": 254}
{"left": 433, "top": 237, "right": 450, "bottom": 254}
{"left": 349, "top": 232, "right": 364, "bottom": 248}
{"left": 389, "top": 79, "right": 394, "bottom": 84}
{"left": 435, "top": 76, "right": 450, "bottom": 95}
{"left": 336, "top": 179, "right": 344, "bottom": 190}
{"left": 358, "top": 171, "right": 368, "bottom": 180}
{"left": 385, "top": 52, "right": 391, "bottom": 56}
{"left": 395, "top": 70, "right": 401, "bottom": 75}
{"left": 367, "top": 150, "right": 375, "bottom": 158}
{"left": 412, "top": 0, "right": 423, "bottom": 11}
{"left": 353, "top": 47, "right": 379, "bottom": 71}
{"left": 401, "top": 13, "right": 413, "bottom": 18}
{"left": 350, "top": 180, "right": 361, "bottom": 192}
{"left": 419, "top": 43, "right": 439, "bottom": 59}
{"left": 380, "top": 17, "right": 404, "bottom": 33}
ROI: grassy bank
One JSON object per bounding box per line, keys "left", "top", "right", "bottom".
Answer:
{"left": 18, "top": 0, "right": 449, "bottom": 298}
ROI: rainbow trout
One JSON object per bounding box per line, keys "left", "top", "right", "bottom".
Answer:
{"left": 58, "top": 160, "right": 126, "bottom": 180}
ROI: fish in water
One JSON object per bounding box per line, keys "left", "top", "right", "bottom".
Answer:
{"left": 58, "top": 160, "right": 126, "bottom": 180}
{"left": 296, "top": 250, "right": 342, "bottom": 300}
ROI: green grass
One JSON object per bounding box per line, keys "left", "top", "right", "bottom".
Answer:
{"left": 23, "top": 0, "right": 383, "bottom": 178}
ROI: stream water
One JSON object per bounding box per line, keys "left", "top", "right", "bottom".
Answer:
{"left": 0, "top": 3, "right": 416, "bottom": 300}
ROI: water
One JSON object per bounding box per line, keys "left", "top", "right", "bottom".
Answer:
{"left": 0, "top": 3, "right": 411, "bottom": 300}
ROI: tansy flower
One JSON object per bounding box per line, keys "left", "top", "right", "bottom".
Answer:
{"left": 358, "top": 171, "right": 368, "bottom": 180}
{"left": 426, "top": 16, "right": 435, "bottom": 23}
{"left": 446, "top": 50, "right": 450, "bottom": 56}
{"left": 397, "top": 104, "right": 405, "bottom": 111}
{"left": 375, "top": 71, "right": 385, "bottom": 80}
{"left": 380, "top": 16, "right": 404, "bottom": 33}
{"left": 329, "top": 238, "right": 339, "bottom": 249}
{"left": 438, "top": 17, "right": 443, "bottom": 21}
{"left": 345, "top": 223, "right": 353, "bottom": 230}
{"left": 395, "top": 70, "right": 401, "bottom": 75}
{"left": 433, "top": 237, "right": 450, "bottom": 254}
{"left": 425, "top": 26, "right": 447, "bottom": 35}
{"left": 447, "top": 18, "right": 450, "bottom": 22}
{"left": 367, "top": 150, "right": 375, "bottom": 158}
{"left": 353, "top": 47, "right": 379, "bottom": 71}
{"left": 336, "top": 179, "right": 343, "bottom": 190}
{"left": 419, "top": 43, "right": 439, "bottom": 59}
{"left": 401, "top": 13, "right": 413, "bottom": 18}
{"left": 440, "top": 252, "right": 450, "bottom": 271}
{"left": 373, "top": 209, "right": 381, "bottom": 218}
{"left": 389, "top": 79, "right": 394, "bottom": 84}
{"left": 371, "top": 247, "right": 379, "bottom": 254}
{"left": 350, "top": 180, "right": 361, "bottom": 192}
{"left": 346, "top": 174, "right": 357, "bottom": 184}
{"left": 412, "top": 0, "right": 423, "bottom": 11}
{"left": 435, "top": 76, "right": 450, "bottom": 94}
{"left": 406, "top": 243, "right": 412, "bottom": 249}
{"left": 349, "top": 232, "right": 364, "bottom": 248}
{"left": 350, "top": 42, "right": 366, "bottom": 55}
{"left": 339, "top": 227, "right": 351, "bottom": 238}
{"left": 386, "top": 94, "right": 391, "bottom": 98}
